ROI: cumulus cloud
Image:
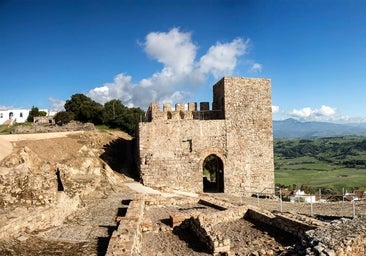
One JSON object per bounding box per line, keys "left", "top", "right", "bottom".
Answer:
{"left": 289, "top": 105, "right": 337, "bottom": 120}
{"left": 272, "top": 105, "right": 279, "bottom": 113}
{"left": 250, "top": 63, "right": 262, "bottom": 73}
{"left": 198, "top": 38, "right": 248, "bottom": 78}
{"left": 87, "top": 28, "right": 253, "bottom": 109}
{"left": 143, "top": 28, "right": 196, "bottom": 74}
{"left": 87, "top": 74, "right": 135, "bottom": 106}
{"left": 317, "top": 105, "right": 336, "bottom": 116}
{"left": 48, "top": 97, "right": 65, "bottom": 111}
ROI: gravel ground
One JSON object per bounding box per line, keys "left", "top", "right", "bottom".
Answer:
{"left": 0, "top": 184, "right": 135, "bottom": 256}
{"left": 141, "top": 204, "right": 216, "bottom": 256}
{"left": 2, "top": 187, "right": 365, "bottom": 256}
{"left": 140, "top": 202, "right": 297, "bottom": 256}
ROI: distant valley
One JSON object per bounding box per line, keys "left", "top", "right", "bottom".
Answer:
{"left": 274, "top": 135, "right": 366, "bottom": 193}
{"left": 273, "top": 118, "right": 366, "bottom": 138}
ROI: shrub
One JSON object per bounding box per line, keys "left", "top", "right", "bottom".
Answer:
{"left": 54, "top": 111, "right": 74, "bottom": 126}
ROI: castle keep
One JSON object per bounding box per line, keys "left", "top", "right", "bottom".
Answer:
{"left": 137, "top": 77, "right": 274, "bottom": 195}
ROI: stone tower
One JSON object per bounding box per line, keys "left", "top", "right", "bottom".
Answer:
{"left": 137, "top": 77, "right": 274, "bottom": 196}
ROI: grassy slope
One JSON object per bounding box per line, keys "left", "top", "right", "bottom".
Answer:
{"left": 274, "top": 136, "right": 366, "bottom": 192}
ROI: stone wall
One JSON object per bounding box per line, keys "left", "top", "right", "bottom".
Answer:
{"left": 246, "top": 208, "right": 325, "bottom": 238}
{"left": 105, "top": 194, "right": 366, "bottom": 255}
{"left": 300, "top": 217, "right": 366, "bottom": 255}
{"left": 14, "top": 121, "right": 95, "bottom": 134}
{"left": 137, "top": 77, "right": 274, "bottom": 196}
{"left": 0, "top": 192, "right": 80, "bottom": 240}
{"left": 220, "top": 77, "right": 274, "bottom": 195}
{"left": 138, "top": 119, "right": 226, "bottom": 192}
{"left": 181, "top": 205, "right": 249, "bottom": 255}
{"left": 106, "top": 196, "right": 145, "bottom": 256}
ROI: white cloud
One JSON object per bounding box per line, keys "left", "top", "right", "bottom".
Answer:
{"left": 250, "top": 63, "right": 262, "bottom": 73}
{"left": 87, "top": 28, "right": 253, "bottom": 109}
{"left": 290, "top": 107, "right": 313, "bottom": 118}
{"left": 274, "top": 105, "right": 366, "bottom": 124}
{"left": 143, "top": 28, "right": 196, "bottom": 74}
{"left": 317, "top": 105, "right": 336, "bottom": 116}
{"left": 88, "top": 74, "right": 134, "bottom": 106}
{"left": 48, "top": 97, "right": 65, "bottom": 111}
{"left": 272, "top": 105, "right": 279, "bottom": 113}
{"left": 199, "top": 38, "right": 248, "bottom": 78}
{"left": 289, "top": 105, "right": 337, "bottom": 120}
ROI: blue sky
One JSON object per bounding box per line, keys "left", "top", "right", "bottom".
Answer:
{"left": 1, "top": 0, "right": 366, "bottom": 123}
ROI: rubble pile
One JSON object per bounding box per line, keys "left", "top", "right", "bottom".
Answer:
{"left": 0, "top": 130, "right": 129, "bottom": 240}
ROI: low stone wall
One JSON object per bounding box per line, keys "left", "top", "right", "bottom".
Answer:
{"left": 179, "top": 205, "right": 249, "bottom": 255}
{"left": 245, "top": 208, "right": 325, "bottom": 238}
{"left": 144, "top": 193, "right": 198, "bottom": 207}
{"left": 106, "top": 197, "right": 145, "bottom": 256}
{"left": 300, "top": 217, "right": 366, "bottom": 255}
{"left": 14, "top": 121, "right": 95, "bottom": 134}
{"left": 103, "top": 194, "right": 366, "bottom": 255}
{"left": 0, "top": 192, "right": 80, "bottom": 239}
{"left": 198, "top": 197, "right": 235, "bottom": 210}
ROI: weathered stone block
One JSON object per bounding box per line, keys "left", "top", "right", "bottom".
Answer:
{"left": 170, "top": 214, "right": 187, "bottom": 227}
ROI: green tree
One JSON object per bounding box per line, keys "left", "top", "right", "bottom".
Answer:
{"left": 54, "top": 111, "right": 74, "bottom": 125}
{"left": 203, "top": 155, "right": 219, "bottom": 181}
{"left": 108, "top": 106, "right": 144, "bottom": 136}
{"left": 64, "top": 94, "right": 103, "bottom": 124}
{"left": 102, "top": 99, "right": 127, "bottom": 124}
{"left": 27, "top": 106, "right": 39, "bottom": 122}
{"left": 39, "top": 111, "right": 47, "bottom": 116}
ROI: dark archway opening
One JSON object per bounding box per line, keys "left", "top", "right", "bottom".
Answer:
{"left": 202, "top": 154, "right": 224, "bottom": 193}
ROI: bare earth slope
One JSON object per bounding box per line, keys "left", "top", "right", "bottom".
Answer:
{"left": 0, "top": 129, "right": 137, "bottom": 255}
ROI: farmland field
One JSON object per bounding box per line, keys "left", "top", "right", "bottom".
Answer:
{"left": 274, "top": 136, "right": 366, "bottom": 193}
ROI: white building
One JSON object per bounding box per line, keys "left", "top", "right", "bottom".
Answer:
{"left": 290, "top": 189, "right": 316, "bottom": 203}
{"left": 0, "top": 109, "right": 29, "bottom": 125}
{"left": 0, "top": 109, "right": 57, "bottom": 125}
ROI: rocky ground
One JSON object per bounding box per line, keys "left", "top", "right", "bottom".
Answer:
{"left": 140, "top": 203, "right": 297, "bottom": 256}
{"left": 0, "top": 124, "right": 365, "bottom": 256}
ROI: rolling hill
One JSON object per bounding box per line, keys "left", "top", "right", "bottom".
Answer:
{"left": 273, "top": 118, "right": 366, "bottom": 138}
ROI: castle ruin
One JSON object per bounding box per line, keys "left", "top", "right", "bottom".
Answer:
{"left": 137, "top": 77, "right": 274, "bottom": 195}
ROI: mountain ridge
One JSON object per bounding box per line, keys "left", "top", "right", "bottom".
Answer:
{"left": 273, "top": 118, "right": 366, "bottom": 138}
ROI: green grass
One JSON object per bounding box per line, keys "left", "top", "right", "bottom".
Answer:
{"left": 95, "top": 124, "right": 111, "bottom": 130}
{"left": 276, "top": 168, "right": 366, "bottom": 191}
{"left": 0, "top": 125, "right": 14, "bottom": 134}
{"left": 274, "top": 136, "right": 366, "bottom": 193}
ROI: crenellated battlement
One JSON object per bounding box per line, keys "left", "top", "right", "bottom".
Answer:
{"left": 144, "top": 101, "right": 224, "bottom": 122}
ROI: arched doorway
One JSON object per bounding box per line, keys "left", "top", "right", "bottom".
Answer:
{"left": 202, "top": 154, "right": 224, "bottom": 193}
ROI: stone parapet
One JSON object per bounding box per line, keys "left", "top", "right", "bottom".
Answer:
{"left": 143, "top": 101, "right": 224, "bottom": 122}
{"left": 106, "top": 198, "right": 145, "bottom": 256}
